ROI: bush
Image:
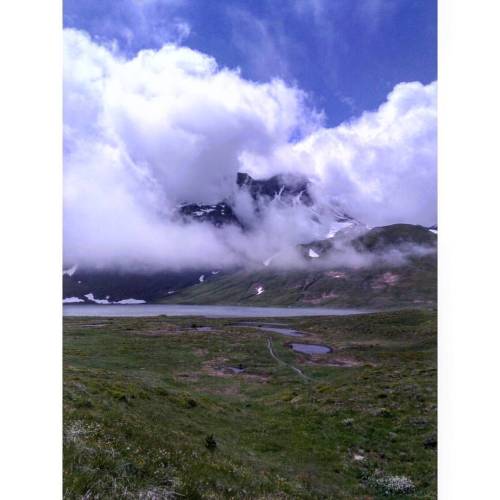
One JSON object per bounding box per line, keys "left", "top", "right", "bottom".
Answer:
{"left": 204, "top": 434, "right": 217, "bottom": 451}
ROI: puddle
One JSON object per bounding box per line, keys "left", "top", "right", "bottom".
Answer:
{"left": 225, "top": 365, "right": 245, "bottom": 374}
{"left": 194, "top": 326, "right": 213, "bottom": 332}
{"left": 235, "top": 322, "right": 305, "bottom": 337}
{"left": 290, "top": 343, "right": 332, "bottom": 355}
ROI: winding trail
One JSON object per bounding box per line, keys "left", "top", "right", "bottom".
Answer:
{"left": 266, "top": 337, "right": 310, "bottom": 382}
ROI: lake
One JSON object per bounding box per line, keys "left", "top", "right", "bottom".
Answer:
{"left": 63, "top": 304, "right": 374, "bottom": 318}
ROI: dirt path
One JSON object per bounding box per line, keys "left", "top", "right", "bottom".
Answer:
{"left": 266, "top": 337, "right": 310, "bottom": 382}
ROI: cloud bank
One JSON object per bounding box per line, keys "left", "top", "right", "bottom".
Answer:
{"left": 63, "top": 29, "right": 436, "bottom": 271}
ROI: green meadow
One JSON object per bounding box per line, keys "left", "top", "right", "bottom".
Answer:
{"left": 64, "top": 310, "right": 437, "bottom": 499}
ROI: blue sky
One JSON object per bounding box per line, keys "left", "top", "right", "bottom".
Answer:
{"left": 63, "top": 0, "right": 436, "bottom": 127}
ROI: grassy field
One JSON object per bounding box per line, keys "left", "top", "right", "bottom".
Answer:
{"left": 63, "top": 310, "right": 437, "bottom": 499}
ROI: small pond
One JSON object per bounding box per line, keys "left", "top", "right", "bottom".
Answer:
{"left": 235, "top": 322, "right": 305, "bottom": 337}
{"left": 290, "top": 343, "right": 332, "bottom": 355}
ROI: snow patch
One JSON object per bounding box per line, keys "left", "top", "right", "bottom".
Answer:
{"left": 325, "top": 220, "right": 355, "bottom": 239}
{"left": 115, "top": 298, "right": 146, "bottom": 304}
{"left": 63, "top": 264, "right": 78, "bottom": 277}
{"left": 84, "top": 293, "right": 111, "bottom": 304}
{"left": 263, "top": 253, "right": 279, "bottom": 266}
{"left": 63, "top": 297, "right": 84, "bottom": 303}
{"left": 192, "top": 207, "right": 216, "bottom": 216}
{"left": 256, "top": 286, "right": 265, "bottom": 295}
{"left": 326, "top": 271, "right": 347, "bottom": 279}
{"left": 308, "top": 248, "right": 320, "bottom": 258}
{"left": 79, "top": 293, "right": 146, "bottom": 304}
{"left": 429, "top": 229, "right": 437, "bottom": 234}
{"left": 199, "top": 274, "right": 205, "bottom": 283}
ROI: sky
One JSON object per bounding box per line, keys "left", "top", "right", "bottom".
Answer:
{"left": 64, "top": 0, "right": 437, "bottom": 127}
{"left": 63, "top": 0, "right": 437, "bottom": 270}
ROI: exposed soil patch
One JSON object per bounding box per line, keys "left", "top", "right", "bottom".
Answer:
{"left": 202, "top": 357, "right": 229, "bottom": 377}
{"left": 202, "top": 358, "right": 268, "bottom": 381}
{"left": 372, "top": 272, "right": 400, "bottom": 290}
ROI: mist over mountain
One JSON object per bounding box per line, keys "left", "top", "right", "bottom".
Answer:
{"left": 64, "top": 29, "right": 436, "bottom": 273}
{"left": 64, "top": 206, "right": 436, "bottom": 307}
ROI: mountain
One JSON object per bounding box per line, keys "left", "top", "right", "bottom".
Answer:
{"left": 160, "top": 255, "right": 436, "bottom": 309}
{"left": 178, "top": 202, "right": 242, "bottom": 228}
{"left": 159, "top": 224, "right": 437, "bottom": 308}
{"left": 353, "top": 224, "right": 437, "bottom": 252}
{"left": 63, "top": 269, "right": 218, "bottom": 304}
{"left": 236, "top": 172, "right": 313, "bottom": 205}
{"left": 63, "top": 173, "right": 436, "bottom": 308}
{"left": 177, "top": 171, "right": 358, "bottom": 232}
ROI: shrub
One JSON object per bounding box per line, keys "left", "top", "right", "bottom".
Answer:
{"left": 204, "top": 434, "right": 217, "bottom": 451}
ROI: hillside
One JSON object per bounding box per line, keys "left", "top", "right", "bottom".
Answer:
{"left": 159, "top": 255, "right": 436, "bottom": 309}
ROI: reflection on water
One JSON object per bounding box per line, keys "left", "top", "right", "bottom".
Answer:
{"left": 63, "top": 304, "right": 373, "bottom": 318}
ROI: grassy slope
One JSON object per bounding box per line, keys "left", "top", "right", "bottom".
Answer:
{"left": 159, "top": 255, "right": 437, "bottom": 309}
{"left": 64, "top": 310, "right": 437, "bottom": 498}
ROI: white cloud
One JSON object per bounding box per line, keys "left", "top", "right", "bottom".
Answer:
{"left": 242, "top": 81, "right": 437, "bottom": 227}
{"left": 63, "top": 29, "right": 436, "bottom": 270}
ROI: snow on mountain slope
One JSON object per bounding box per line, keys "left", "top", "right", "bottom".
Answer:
{"left": 178, "top": 172, "right": 361, "bottom": 237}
{"left": 63, "top": 265, "right": 78, "bottom": 277}
{"left": 63, "top": 223, "right": 436, "bottom": 308}
{"left": 63, "top": 297, "right": 84, "bottom": 303}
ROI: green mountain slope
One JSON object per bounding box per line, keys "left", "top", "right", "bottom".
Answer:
{"left": 159, "top": 254, "right": 436, "bottom": 308}
{"left": 159, "top": 225, "right": 437, "bottom": 309}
